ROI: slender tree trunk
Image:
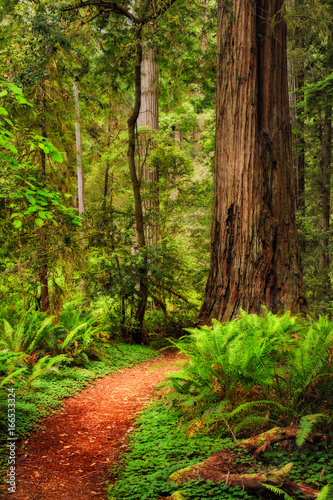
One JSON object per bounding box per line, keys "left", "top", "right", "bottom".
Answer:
{"left": 128, "top": 29, "right": 148, "bottom": 343}
{"left": 73, "top": 78, "right": 85, "bottom": 215}
{"left": 200, "top": 0, "right": 306, "bottom": 323}
{"left": 39, "top": 86, "right": 50, "bottom": 313}
{"left": 137, "top": 43, "right": 159, "bottom": 245}
{"left": 73, "top": 78, "right": 87, "bottom": 300}
{"left": 319, "top": 101, "right": 332, "bottom": 298}
{"left": 296, "top": 70, "right": 305, "bottom": 216}
{"left": 103, "top": 110, "right": 112, "bottom": 206}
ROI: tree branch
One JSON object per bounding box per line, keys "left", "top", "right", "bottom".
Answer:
{"left": 62, "top": 0, "right": 178, "bottom": 26}
{"left": 138, "top": 0, "right": 177, "bottom": 25}
{"left": 149, "top": 280, "right": 199, "bottom": 312}
{"left": 62, "top": 0, "right": 137, "bottom": 22}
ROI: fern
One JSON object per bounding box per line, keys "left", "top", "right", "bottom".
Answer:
{"left": 317, "top": 485, "right": 333, "bottom": 500}
{"left": 260, "top": 483, "right": 293, "bottom": 500}
{"left": 233, "top": 415, "right": 271, "bottom": 435}
{"left": 296, "top": 413, "right": 330, "bottom": 446}
{"left": 0, "top": 311, "right": 55, "bottom": 354}
{"left": 0, "top": 367, "right": 27, "bottom": 388}
{"left": 27, "top": 354, "right": 68, "bottom": 384}
{"left": 168, "top": 311, "right": 333, "bottom": 430}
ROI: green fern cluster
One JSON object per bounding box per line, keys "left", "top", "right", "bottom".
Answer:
{"left": 168, "top": 309, "right": 333, "bottom": 436}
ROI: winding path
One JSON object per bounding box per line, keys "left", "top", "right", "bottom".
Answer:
{"left": 9, "top": 350, "right": 184, "bottom": 500}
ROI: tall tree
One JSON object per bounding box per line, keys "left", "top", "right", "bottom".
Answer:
{"left": 200, "top": 0, "right": 306, "bottom": 323}
{"left": 73, "top": 77, "right": 86, "bottom": 216}
{"left": 319, "top": 101, "right": 332, "bottom": 298}
{"left": 137, "top": 42, "right": 159, "bottom": 245}
{"left": 39, "top": 85, "right": 50, "bottom": 313}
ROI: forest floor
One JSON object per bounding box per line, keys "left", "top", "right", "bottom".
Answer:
{"left": 8, "top": 350, "right": 185, "bottom": 500}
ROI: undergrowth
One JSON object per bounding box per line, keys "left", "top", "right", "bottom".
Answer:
{"left": 109, "top": 400, "right": 333, "bottom": 500}
{"left": 108, "top": 400, "right": 255, "bottom": 500}
{"left": 166, "top": 309, "right": 333, "bottom": 437}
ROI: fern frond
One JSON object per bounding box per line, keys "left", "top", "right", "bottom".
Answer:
{"left": 227, "top": 400, "right": 290, "bottom": 419}
{"left": 260, "top": 483, "right": 293, "bottom": 500}
{"left": 233, "top": 415, "right": 270, "bottom": 435}
{"left": 27, "top": 354, "right": 68, "bottom": 383}
{"left": 61, "top": 322, "right": 88, "bottom": 349}
{"left": 296, "top": 413, "right": 330, "bottom": 446}
{"left": 27, "top": 316, "right": 55, "bottom": 354}
{"left": 317, "top": 485, "right": 333, "bottom": 500}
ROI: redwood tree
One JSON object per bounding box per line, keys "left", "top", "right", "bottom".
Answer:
{"left": 137, "top": 42, "right": 159, "bottom": 245}
{"left": 200, "top": 0, "right": 306, "bottom": 323}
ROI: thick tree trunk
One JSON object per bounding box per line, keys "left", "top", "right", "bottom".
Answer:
{"left": 128, "top": 30, "right": 148, "bottom": 343}
{"left": 137, "top": 44, "right": 159, "bottom": 245}
{"left": 200, "top": 0, "right": 306, "bottom": 323}
{"left": 319, "top": 102, "right": 332, "bottom": 297}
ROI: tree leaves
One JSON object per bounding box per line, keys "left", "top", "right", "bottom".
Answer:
{"left": 0, "top": 82, "right": 80, "bottom": 229}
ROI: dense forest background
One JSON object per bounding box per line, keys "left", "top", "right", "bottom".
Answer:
{"left": 1, "top": 1, "right": 333, "bottom": 499}
{"left": 0, "top": 0, "right": 331, "bottom": 339}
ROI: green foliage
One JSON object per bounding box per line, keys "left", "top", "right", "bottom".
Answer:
{"left": 296, "top": 414, "right": 331, "bottom": 447}
{"left": 264, "top": 440, "right": 333, "bottom": 494}
{"left": 27, "top": 354, "right": 68, "bottom": 383}
{"left": 0, "top": 343, "right": 158, "bottom": 439}
{"left": 260, "top": 483, "right": 293, "bottom": 500}
{"left": 317, "top": 485, "right": 333, "bottom": 500}
{"left": 109, "top": 400, "right": 256, "bottom": 500}
{"left": 167, "top": 310, "right": 333, "bottom": 435}
{"left": 0, "top": 81, "right": 80, "bottom": 229}
{"left": 0, "top": 311, "right": 54, "bottom": 354}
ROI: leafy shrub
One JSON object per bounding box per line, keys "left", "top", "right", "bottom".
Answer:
{"left": 48, "top": 305, "right": 111, "bottom": 364}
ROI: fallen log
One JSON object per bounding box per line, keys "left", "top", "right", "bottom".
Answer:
{"left": 169, "top": 459, "right": 293, "bottom": 490}
{"left": 167, "top": 427, "right": 321, "bottom": 498}
{"left": 239, "top": 426, "right": 297, "bottom": 458}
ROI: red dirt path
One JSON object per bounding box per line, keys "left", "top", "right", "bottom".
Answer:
{"left": 6, "top": 351, "right": 184, "bottom": 500}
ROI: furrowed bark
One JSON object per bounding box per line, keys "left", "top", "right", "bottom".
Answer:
{"left": 73, "top": 78, "right": 86, "bottom": 215}
{"left": 200, "top": 0, "right": 306, "bottom": 323}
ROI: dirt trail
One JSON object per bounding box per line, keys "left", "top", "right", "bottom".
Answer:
{"left": 8, "top": 350, "right": 184, "bottom": 500}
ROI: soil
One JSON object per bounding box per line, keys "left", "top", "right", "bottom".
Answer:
{"left": 4, "top": 350, "right": 185, "bottom": 500}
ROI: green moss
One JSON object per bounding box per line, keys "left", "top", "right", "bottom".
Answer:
{"left": 168, "top": 462, "right": 206, "bottom": 483}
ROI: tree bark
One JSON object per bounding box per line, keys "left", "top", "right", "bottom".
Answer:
{"left": 200, "top": 0, "right": 306, "bottom": 323}
{"left": 319, "top": 101, "right": 332, "bottom": 297}
{"left": 73, "top": 78, "right": 85, "bottom": 215}
{"left": 168, "top": 427, "right": 320, "bottom": 498}
{"left": 296, "top": 69, "right": 305, "bottom": 216}
{"left": 73, "top": 77, "right": 87, "bottom": 300}
{"left": 137, "top": 43, "right": 159, "bottom": 245}
{"left": 128, "top": 29, "right": 148, "bottom": 343}
{"left": 39, "top": 86, "right": 50, "bottom": 314}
